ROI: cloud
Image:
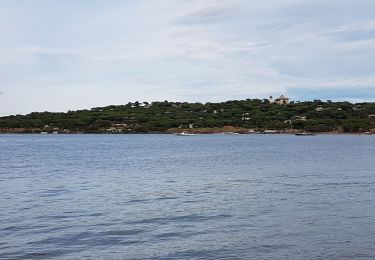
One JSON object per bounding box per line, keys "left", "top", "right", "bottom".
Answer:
{"left": 15, "top": 46, "right": 75, "bottom": 56}
{"left": 175, "top": 5, "right": 235, "bottom": 24}
{"left": 287, "top": 87, "right": 375, "bottom": 101}
{"left": 13, "top": 46, "right": 80, "bottom": 65}
{"left": 321, "top": 21, "right": 375, "bottom": 42}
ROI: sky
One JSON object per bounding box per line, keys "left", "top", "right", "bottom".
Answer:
{"left": 0, "top": 0, "right": 375, "bottom": 115}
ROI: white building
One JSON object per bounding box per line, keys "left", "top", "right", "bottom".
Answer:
{"left": 274, "top": 95, "right": 290, "bottom": 105}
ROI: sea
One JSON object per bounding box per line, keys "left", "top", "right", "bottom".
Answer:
{"left": 1, "top": 134, "right": 375, "bottom": 259}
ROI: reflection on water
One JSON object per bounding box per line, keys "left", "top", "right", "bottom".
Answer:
{"left": 1, "top": 134, "right": 375, "bottom": 259}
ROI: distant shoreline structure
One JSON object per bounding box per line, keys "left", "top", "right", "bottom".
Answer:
{"left": 1, "top": 97, "right": 375, "bottom": 134}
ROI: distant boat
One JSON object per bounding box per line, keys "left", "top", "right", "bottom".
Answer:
{"left": 264, "top": 130, "right": 279, "bottom": 134}
{"left": 40, "top": 132, "right": 48, "bottom": 134}
{"left": 295, "top": 132, "right": 315, "bottom": 136}
{"left": 174, "top": 132, "right": 196, "bottom": 136}
{"left": 222, "top": 132, "right": 240, "bottom": 135}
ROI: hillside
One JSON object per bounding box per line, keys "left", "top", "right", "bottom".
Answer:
{"left": 1, "top": 99, "right": 375, "bottom": 133}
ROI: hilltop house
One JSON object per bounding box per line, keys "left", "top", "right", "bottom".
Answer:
{"left": 274, "top": 95, "right": 290, "bottom": 105}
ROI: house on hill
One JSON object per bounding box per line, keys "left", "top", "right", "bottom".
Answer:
{"left": 274, "top": 95, "right": 290, "bottom": 105}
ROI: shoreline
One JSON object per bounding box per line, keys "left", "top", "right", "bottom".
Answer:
{"left": 1, "top": 125, "right": 374, "bottom": 135}
{"left": 2, "top": 126, "right": 375, "bottom": 135}
{"left": 0, "top": 131, "right": 372, "bottom": 136}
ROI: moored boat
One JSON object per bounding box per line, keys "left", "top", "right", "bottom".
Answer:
{"left": 174, "top": 132, "right": 196, "bottom": 136}
{"left": 295, "top": 132, "right": 315, "bottom": 136}
{"left": 222, "top": 132, "right": 240, "bottom": 135}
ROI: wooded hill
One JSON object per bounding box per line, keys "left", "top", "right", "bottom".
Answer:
{"left": 1, "top": 99, "right": 375, "bottom": 133}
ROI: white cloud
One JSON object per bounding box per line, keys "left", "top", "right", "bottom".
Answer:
{"left": 175, "top": 5, "right": 236, "bottom": 24}
{"left": 13, "top": 46, "right": 76, "bottom": 56}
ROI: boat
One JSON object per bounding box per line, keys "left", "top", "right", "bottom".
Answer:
{"left": 264, "top": 130, "right": 279, "bottom": 134}
{"left": 174, "top": 132, "right": 196, "bottom": 136}
{"left": 295, "top": 132, "right": 315, "bottom": 136}
{"left": 222, "top": 132, "right": 240, "bottom": 135}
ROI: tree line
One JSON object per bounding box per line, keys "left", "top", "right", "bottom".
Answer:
{"left": 1, "top": 99, "right": 375, "bottom": 133}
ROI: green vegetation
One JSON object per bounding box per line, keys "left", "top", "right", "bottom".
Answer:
{"left": 1, "top": 99, "right": 375, "bottom": 133}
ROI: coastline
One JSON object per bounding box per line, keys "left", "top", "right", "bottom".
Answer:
{"left": 2, "top": 99, "right": 375, "bottom": 135}
{"left": 0, "top": 128, "right": 373, "bottom": 135}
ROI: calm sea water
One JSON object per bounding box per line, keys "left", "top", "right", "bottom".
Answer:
{"left": 1, "top": 134, "right": 375, "bottom": 259}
